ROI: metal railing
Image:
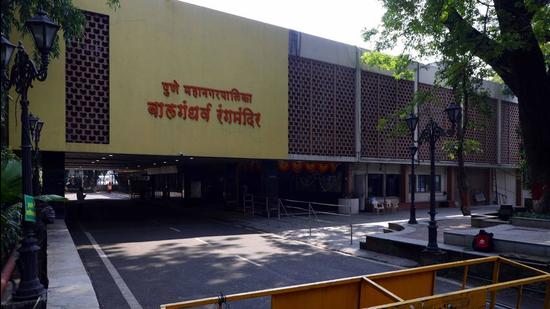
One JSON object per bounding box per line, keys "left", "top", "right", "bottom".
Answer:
{"left": 161, "top": 256, "right": 550, "bottom": 309}
{"left": 243, "top": 195, "right": 277, "bottom": 223}
{"left": 278, "top": 198, "right": 354, "bottom": 245}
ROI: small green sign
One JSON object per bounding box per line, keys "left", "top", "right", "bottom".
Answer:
{"left": 24, "top": 194, "right": 36, "bottom": 222}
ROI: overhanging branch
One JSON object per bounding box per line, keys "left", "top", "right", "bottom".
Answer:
{"left": 443, "top": 7, "right": 514, "bottom": 88}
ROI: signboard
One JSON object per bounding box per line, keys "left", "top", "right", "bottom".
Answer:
{"left": 24, "top": 194, "right": 36, "bottom": 222}
{"left": 147, "top": 81, "right": 262, "bottom": 128}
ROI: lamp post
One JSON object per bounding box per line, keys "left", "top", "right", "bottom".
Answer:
{"left": 405, "top": 103, "right": 461, "bottom": 252}
{"left": 405, "top": 113, "right": 419, "bottom": 224}
{"left": 30, "top": 114, "right": 44, "bottom": 195}
{"left": 1, "top": 10, "right": 60, "bottom": 301}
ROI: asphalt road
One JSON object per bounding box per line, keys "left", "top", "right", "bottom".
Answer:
{"left": 68, "top": 202, "right": 547, "bottom": 309}
{"left": 69, "top": 204, "right": 399, "bottom": 309}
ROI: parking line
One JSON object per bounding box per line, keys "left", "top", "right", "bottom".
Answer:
{"left": 235, "top": 255, "right": 262, "bottom": 267}
{"left": 168, "top": 227, "right": 181, "bottom": 232}
{"left": 84, "top": 231, "right": 143, "bottom": 309}
{"left": 194, "top": 238, "right": 210, "bottom": 245}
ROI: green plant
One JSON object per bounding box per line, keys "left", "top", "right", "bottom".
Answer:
{"left": 1, "top": 203, "right": 22, "bottom": 264}
{"left": 1, "top": 149, "right": 23, "bottom": 265}
{"left": 1, "top": 150, "right": 22, "bottom": 206}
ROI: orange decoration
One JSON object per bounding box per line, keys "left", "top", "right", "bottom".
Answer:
{"left": 291, "top": 161, "right": 303, "bottom": 173}
{"left": 277, "top": 161, "right": 290, "bottom": 173}
{"left": 318, "top": 163, "right": 329, "bottom": 174}
{"left": 304, "top": 162, "right": 318, "bottom": 173}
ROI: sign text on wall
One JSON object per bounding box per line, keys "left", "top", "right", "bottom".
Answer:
{"left": 147, "top": 80, "right": 261, "bottom": 128}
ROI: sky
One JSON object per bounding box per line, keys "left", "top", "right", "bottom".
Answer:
{"left": 181, "top": 0, "right": 390, "bottom": 52}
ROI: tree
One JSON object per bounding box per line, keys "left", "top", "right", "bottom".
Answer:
{"left": 1, "top": 0, "right": 120, "bottom": 148}
{"left": 438, "top": 55, "right": 492, "bottom": 215}
{"left": 364, "top": 51, "right": 490, "bottom": 215}
{"left": 365, "top": 0, "right": 550, "bottom": 213}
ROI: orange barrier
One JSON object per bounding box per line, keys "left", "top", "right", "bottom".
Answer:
{"left": 161, "top": 256, "right": 550, "bottom": 309}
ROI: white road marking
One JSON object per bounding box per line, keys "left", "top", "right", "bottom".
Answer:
{"left": 235, "top": 255, "right": 262, "bottom": 267}
{"left": 194, "top": 237, "right": 210, "bottom": 245}
{"left": 168, "top": 227, "right": 181, "bottom": 232}
{"left": 83, "top": 231, "right": 143, "bottom": 309}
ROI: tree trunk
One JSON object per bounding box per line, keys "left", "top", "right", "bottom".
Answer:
{"left": 515, "top": 80, "right": 550, "bottom": 214}
{"left": 443, "top": 1, "right": 550, "bottom": 213}
{"left": 456, "top": 88, "right": 471, "bottom": 216}
{"left": 456, "top": 134, "right": 470, "bottom": 215}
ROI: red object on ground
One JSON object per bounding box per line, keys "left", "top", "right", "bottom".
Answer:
{"left": 532, "top": 183, "right": 543, "bottom": 200}
{"left": 472, "top": 230, "right": 494, "bottom": 252}
{"left": 1, "top": 248, "right": 18, "bottom": 297}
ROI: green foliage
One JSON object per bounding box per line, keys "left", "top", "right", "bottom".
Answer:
{"left": 1, "top": 150, "right": 22, "bottom": 206}
{"left": 364, "top": 0, "right": 549, "bottom": 84}
{"left": 375, "top": 89, "right": 430, "bottom": 138}
{"left": 1, "top": 0, "right": 120, "bottom": 59}
{"left": 442, "top": 139, "right": 482, "bottom": 160}
{"left": 35, "top": 194, "right": 68, "bottom": 202}
{"left": 1, "top": 202, "right": 21, "bottom": 264}
{"left": 0, "top": 149, "right": 22, "bottom": 264}
{"left": 361, "top": 51, "right": 414, "bottom": 80}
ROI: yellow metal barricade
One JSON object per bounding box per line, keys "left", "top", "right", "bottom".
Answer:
{"left": 161, "top": 256, "right": 550, "bottom": 309}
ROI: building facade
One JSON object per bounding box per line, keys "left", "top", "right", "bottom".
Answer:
{"left": 7, "top": 0, "right": 522, "bottom": 208}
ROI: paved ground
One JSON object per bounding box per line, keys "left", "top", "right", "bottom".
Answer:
{"left": 65, "top": 191, "right": 130, "bottom": 201}
{"left": 69, "top": 203, "right": 403, "bottom": 308}
{"left": 67, "top": 201, "right": 546, "bottom": 308}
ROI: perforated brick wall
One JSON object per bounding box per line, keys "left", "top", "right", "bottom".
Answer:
{"left": 416, "top": 84, "right": 453, "bottom": 161}
{"left": 65, "top": 11, "right": 109, "bottom": 144}
{"left": 463, "top": 99, "right": 498, "bottom": 163}
{"left": 501, "top": 101, "right": 521, "bottom": 164}
{"left": 288, "top": 56, "right": 355, "bottom": 157}
{"left": 361, "top": 71, "right": 413, "bottom": 159}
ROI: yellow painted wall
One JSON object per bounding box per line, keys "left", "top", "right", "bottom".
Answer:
{"left": 9, "top": 0, "right": 289, "bottom": 159}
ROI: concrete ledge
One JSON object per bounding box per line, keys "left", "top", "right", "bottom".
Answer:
{"left": 47, "top": 220, "right": 99, "bottom": 309}
{"left": 362, "top": 231, "right": 489, "bottom": 264}
{"left": 443, "top": 225, "right": 550, "bottom": 258}
{"left": 510, "top": 217, "right": 550, "bottom": 229}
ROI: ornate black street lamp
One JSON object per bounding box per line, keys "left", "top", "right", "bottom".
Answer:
{"left": 1, "top": 10, "right": 60, "bottom": 301}
{"left": 405, "top": 112, "right": 419, "bottom": 224}
{"left": 30, "top": 114, "right": 44, "bottom": 195}
{"left": 405, "top": 103, "right": 461, "bottom": 252}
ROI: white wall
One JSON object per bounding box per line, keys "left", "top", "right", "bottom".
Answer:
{"left": 495, "top": 168, "right": 517, "bottom": 205}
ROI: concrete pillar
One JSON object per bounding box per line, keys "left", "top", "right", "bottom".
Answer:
{"left": 447, "top": 167, "right": 455, "bottom": 207}
{"left": 42, "top": 151, "right": 65, "bottom": 196}
{"left": 516, "top": 170, "right": 522, "bottom": 207}
{"left": 354, "top": 47, "right": 362, "bottom": 161}
{"left": 400, "top": 165, "right": 407, "bottom": 203}
{"left": 263, "top": 160, "right": 279, "bottom": 200}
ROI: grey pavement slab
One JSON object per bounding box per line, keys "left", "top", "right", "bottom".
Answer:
{"left": 444, "top": 224, "right": 550, "bottom": 257}
{"left": 71, "top": 209, "right": 402, "bottom": 309}
{"left": 65, "top": 202, "right": 547, "bottom": 309}
{"left": 47, "top": 220, "right": 99, "bottom": 309}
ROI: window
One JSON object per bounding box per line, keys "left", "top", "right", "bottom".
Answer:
{"left": 410, "top": 175, "right": 441, "bottom": 192}
{"left": 368, "top": 174, "right": 383, "bottom": 197}
{"left": 385, "top": 174, "right": 400, "bottom": 197}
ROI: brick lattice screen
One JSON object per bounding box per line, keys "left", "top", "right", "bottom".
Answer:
{"left": 65, "top": 11, "right": 109, "bottom": 144}
{"left": 361, "top": 71, "right": 412, "bottom": 160}
{"left": 288, "top": 56, "right": 355, "bottom": 157}
{"left": 417, "top": 84, "right": 453, "bottom": 161}
{"left": 463, "top": 99, "right": 498, "bottom": 163}
{"left": 501, "top": 101, "right": 521, "bottom": 164}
